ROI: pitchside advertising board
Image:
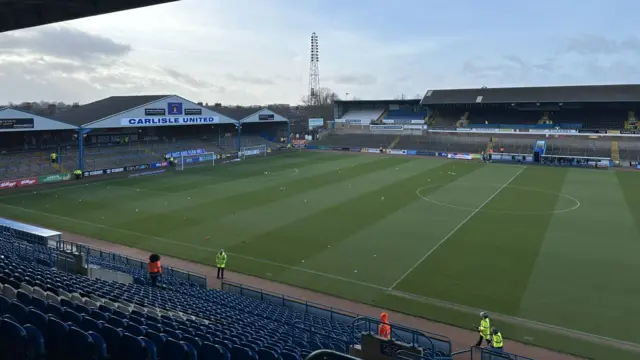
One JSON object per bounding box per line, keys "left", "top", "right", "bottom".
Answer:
{"left": 83, "top": 164, "right": 153, "bottom": 177}
{"left": 166, "top": 149, "right": 206, "bottom": 158}
{"left": 0, "top": 173, "right": 72, "bottom": 190}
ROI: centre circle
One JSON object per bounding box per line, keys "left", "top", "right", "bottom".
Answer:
{"left": 416, "top": 183, "right": 580, "bottom": 215}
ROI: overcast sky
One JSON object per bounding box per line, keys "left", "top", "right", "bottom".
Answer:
{"left": 1, "top": 0, "right": 640, "bottom": 106}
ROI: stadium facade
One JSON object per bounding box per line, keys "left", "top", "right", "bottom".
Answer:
{"left": 0, "top": 94, "right": 290, "bottom": 184}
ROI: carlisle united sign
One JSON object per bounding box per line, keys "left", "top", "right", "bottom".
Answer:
{"left": 120, "top": 116, "right": 219, "bottom": 127}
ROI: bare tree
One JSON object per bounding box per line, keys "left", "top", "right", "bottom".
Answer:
{"left": 301, "top": 87, "right": 340, "bottom": 106}
{"left": 351, "top": 96, "right": 361, "bottom": 101}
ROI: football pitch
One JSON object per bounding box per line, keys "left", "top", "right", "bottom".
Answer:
{"left": 1, "top": 151, "right": 640, "bottom": 359}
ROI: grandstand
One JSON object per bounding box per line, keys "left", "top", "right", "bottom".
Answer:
{"left": 0, "top": 217, "right": 463, "bottom": 360}
{"left": 0, "top": 95, "right": 289, "bottom": 182}
{"left": 422, "top": 85, "right": 640, "bottom": 130}
{"left": 334, "top": 100, "right": 425, "bottom": 127}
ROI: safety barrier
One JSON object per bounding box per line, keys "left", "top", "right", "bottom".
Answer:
{"left": 306, "top": 349, "right": 361, "bottom": 360}
{"left": 56, "top": 239, "right": 207, "bottom": 288}
{"left": 351, "top": 316, "right": 451, "bottom": 359}
{"left": 292, "top": 320, "right": 350, "bottom": 353}
{"left": 222, "top": 280, "right": 359, "bottom": 326}
{"left": 469, "top": 346, "right": 534, "bottom": 360}
{"left": 9, "top": 240, "right": 76, "bottom": 273}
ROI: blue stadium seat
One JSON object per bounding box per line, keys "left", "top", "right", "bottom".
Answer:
{"left": 87, "top": 331, "right": 108, "bottom": 360}
{"left": 107, "top": 315, "right": 127, "bottom": 330}
{"left": 46, "top": 303, "right": 63, "bottom": 320}
{"left": 23, "top": 324, "right": 46, "bottom": 360}
{"left": 10, "top": 300, "right": 28, "bottom": 325}
{"left": 281, "top": 350, "right": 301, "bottom": 360}
{"left": 62, "top": 308, "right": 82, "bottom": 326}
{"left": 146, "top": 331, "right": 167, "bottom": 360}
{"left": 139, "top": 336, "right": 158, "bottom": 360}
{"left": 68, "top": 327, "right": 96, "bottom": 360}
{"left": 98, "top": 324, "right": 122, "bottom": 359}
{"left": 0, "top": 318, "right": 27, "bottom": 360}
{"left": 121, "top": 333, "right": 147, "bottom": 360}
{"left": 0, "top": 294, "right": 10, "bottom": 314}
{"left": 166, "top": 337, "right": 189, "bottom": 359}
{"left": 80, "top": 315, "right": 102, "bottom": 334}
{"left": 231, "top": 345, "right": 259, "bottom": 360}
{"left": 126, "top": 322, "right": 145, "bottom": 337}
{"left": 258, "top": 347, "right": 279, "bottom": 360}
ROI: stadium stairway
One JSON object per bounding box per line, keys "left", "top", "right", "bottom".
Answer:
{"left": 485, "top": 138, "right": 494, "bottom": 155}
{"left": 388, "top": 136, "right": 400, "bottom": 149}
{"left": 375, "top": 110, "right": 387, "bottom": 124}
{"left": 611, "top": 141, "right": 620, "bottom": 164}
{"left": 52, "top": 162, "right": 67, "bottom": 174}
{"left": 456, "top": 112, "right": 470, "bottom": 128}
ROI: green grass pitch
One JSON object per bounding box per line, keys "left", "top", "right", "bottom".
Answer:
{"left": 1, "top": 151, "right": 640, "bottom": 359}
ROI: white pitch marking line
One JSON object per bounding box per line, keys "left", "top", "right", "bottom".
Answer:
{"left": 388, "top": 165, "right": 527, "bottom": 290}
{"left": 0, "top": 201, "right": 639, "bottom": 349}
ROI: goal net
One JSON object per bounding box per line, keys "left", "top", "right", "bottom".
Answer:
{"left": 176, "top": 152, "right": 216, "bottom": 170}
{"left": 240, "top": 145, "right": 267, "bottom": 159}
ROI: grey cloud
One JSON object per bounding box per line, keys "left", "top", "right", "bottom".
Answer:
{"left": 562, "top": 35, "right": 640, "bottom": 55}
{"left": 503, "top": 55, "right": 526, "bottom": 68}
{"left": 328, "top": 74, "right": 377, "bottom": 86}
{"left": 0, "top": 25, "right": 131, "bottom": 60}
{"left": 161, "top": 67, "right": 212, "bottom": 86}
{"left": 225, "top": 73, "right": 274, "bottom": 85}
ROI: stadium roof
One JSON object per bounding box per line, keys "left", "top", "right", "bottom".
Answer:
{"left": 334, "top": 99, "right": 421, "bottom": 105}
{"left": 211, "top": 107, "right": 262, "bottom": 121}
{"left": 421, "top": 84, "right": 640, "bottom": 105}
{"left": 0, "top": 0, "right": 178, "bottom": 33}
{"left": 52, "top": 95, "right": 170, "bottom": 126}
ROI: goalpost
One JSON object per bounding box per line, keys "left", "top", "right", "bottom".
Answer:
{"left": 176, "top": 152, "right": 216, "bottom": 171}
{"left": 240, "top": 145, "right": 267, "bottom": 160}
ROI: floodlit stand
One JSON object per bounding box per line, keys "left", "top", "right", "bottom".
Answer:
{"left": 240, "top": 145, "right": 267, "bottom": 160}
{"left": 177, "top": 152, "right": 216, "bottom": 171}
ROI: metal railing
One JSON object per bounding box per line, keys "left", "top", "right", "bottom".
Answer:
{"left": 56, "top": 239, "right": 207, "bottom": 288}
{"left": 351, "top": 316, "right": 451, "bottom": 359}
{"left": 469, "top": 346, "right": 534, "bottom": 360}
{"left": 221, "top": 280, "right": 359, "bottom": 325}
{"left": 306, "top": 349, "right": 360, "bottom": 360}
{"left": 292, "top": 320, "right": 349, "bottom": 354}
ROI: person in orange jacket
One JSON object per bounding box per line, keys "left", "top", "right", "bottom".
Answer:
{"left": 148, "top": 253, "right": 162, "bottom": 287}
{"left": 378, "top": 312, "right": 391, "bottom": 339}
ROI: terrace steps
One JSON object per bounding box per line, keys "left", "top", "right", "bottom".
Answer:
{"left": 611, "top": 141, "right": 620, "bottom": 164}
{"left": 375, "top": 110, "right": 387, "bottom": 124}
{"left": 388, "top": 136, "right": 401, "bottom": 149}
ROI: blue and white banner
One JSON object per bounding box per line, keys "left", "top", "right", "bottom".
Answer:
{"left": 120, "top": 116, "right": 218, "bottom": 127}
{"left": 308, "top": 118, "right": 324, "bottom": 128}
{"left": 166, "top": 149, "right": 206, "bottom": 158}
{"left": 447, "top": 153, "right": 473, "bottom": 160}
{"left": 370, "top": 125, "right": 403, "bottom": 131}
{"left": 386, "top": 149, "right": 407, "bottom": 155}
{"left": 181, "top": 153, "right": 216, "bottom": 164}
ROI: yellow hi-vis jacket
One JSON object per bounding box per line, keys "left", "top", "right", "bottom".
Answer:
{"left": 216, "top": 252, "right": 227, "bottom": 268}
{"left": 479, "top": 318, "right": 491, "bottom": 339}
{"left": 492, "top": 332, "right": 503, "bottom": 348}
